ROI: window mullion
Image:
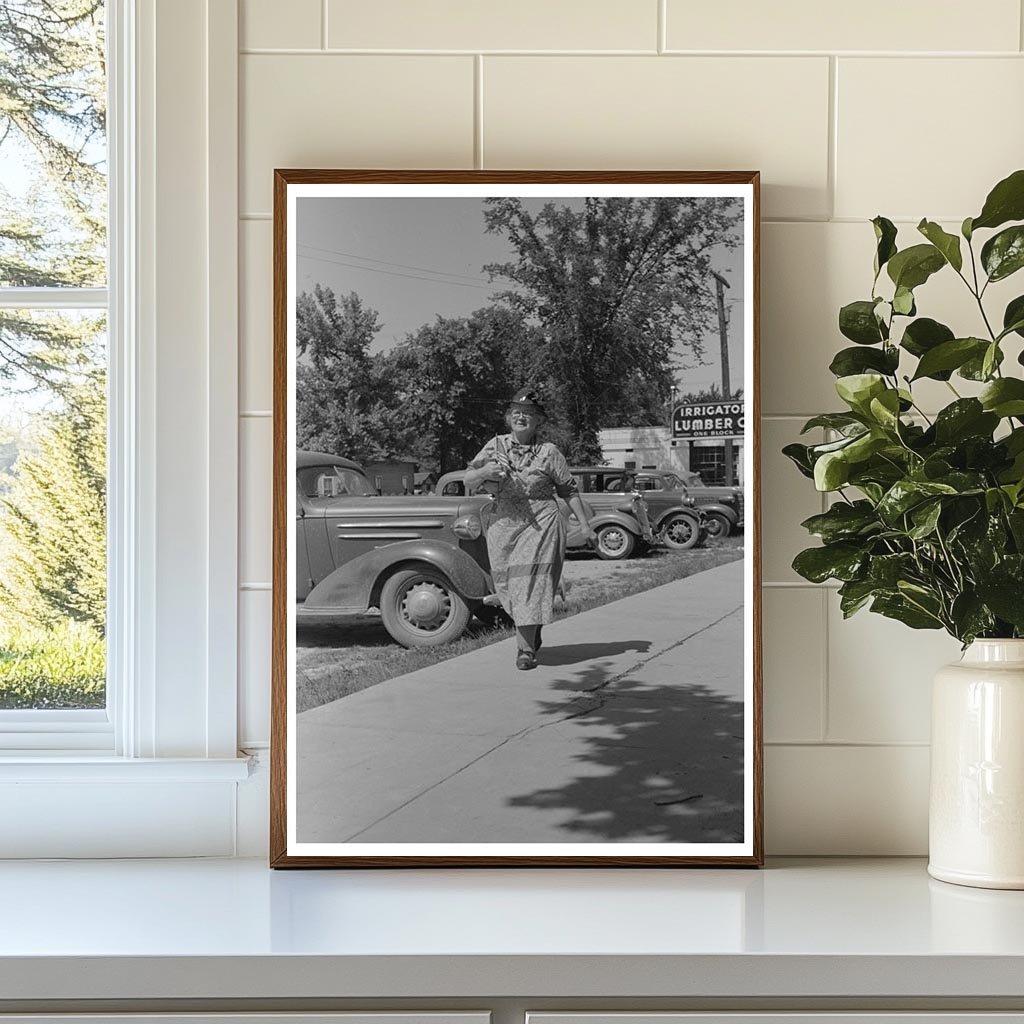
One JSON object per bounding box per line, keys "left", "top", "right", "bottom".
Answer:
{"left": 0, "top": 287, "right": 108, "bottom": 310}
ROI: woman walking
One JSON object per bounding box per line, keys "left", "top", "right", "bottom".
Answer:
{"left": 465, "top": 389, "right": 595, "bottom": 670}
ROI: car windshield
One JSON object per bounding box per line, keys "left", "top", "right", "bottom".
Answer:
{"left": 661, "top": 473, "right": 683, "bottom": 489}
{"left": 298, "top": 465, "right": 377, "bottom": 498}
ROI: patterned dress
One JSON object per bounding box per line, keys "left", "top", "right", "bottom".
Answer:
{"left": 467, "top": 435, "right": 579, "bottom": 626}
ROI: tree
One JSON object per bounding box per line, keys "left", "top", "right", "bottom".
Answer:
{"left": 0, "top": 375, "right": 106, "bottom": 632}
{"left": 295, "top": 285, "right": 397, "bottom": 461}
{"left": 676, "top": 382, "right": 745, "bottom": 406}
{"left": 0, "top": 1, "right": 106, "bottom": 391}
{"left": 484, "top": 197, "right": 743, "bottom": 461}
{"left": 383, "top": 306, "right": 537, "bottom": 472}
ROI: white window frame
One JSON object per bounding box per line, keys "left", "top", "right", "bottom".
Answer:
{"left": 0, "top": 0, "right": 249, "bottom": 857}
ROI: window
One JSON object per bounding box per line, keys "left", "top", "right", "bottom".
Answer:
{"left": 0, "top": 2, "right": 108, "bottom": 714}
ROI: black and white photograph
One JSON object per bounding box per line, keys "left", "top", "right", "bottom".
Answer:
{"left": 272, "top": 172, "right": 761, "bottom": 866}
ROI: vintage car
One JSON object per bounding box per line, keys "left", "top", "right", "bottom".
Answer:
{"left": 570, "top": 466, "right": 709, "bottom": 551}
{"left": 672, "top": 470, "right": 744, "bottom": 537}
{"left": 296, "top": 450, "right": 502, "bottom": 648}
{"left": 434, "top": 468, "right": 654, "bottom": 561}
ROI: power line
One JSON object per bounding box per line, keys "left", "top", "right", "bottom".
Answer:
{"left": 299, "top": 243, "right": 491, "bottom": 285}
{"left": 297, "top": 250, "right": 498, "bottom": 291}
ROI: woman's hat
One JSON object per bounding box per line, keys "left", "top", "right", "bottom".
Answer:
{"left": 509, "top": 387, "right": 546, "bottom": 415}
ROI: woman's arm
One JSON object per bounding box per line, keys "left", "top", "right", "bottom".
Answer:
{"left": 465, "top": 436, "right": 508, "bottom": 492}
{"left": 465, "top": 462, "right": 507, "bottom": 491}
{"left": 566, "top": 493, "right": 596, "bottom": 542}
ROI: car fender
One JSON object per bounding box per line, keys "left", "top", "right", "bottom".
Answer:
{"left": 585, "top": 509, "right": 645, "bottom": 536}
{"left": 304, "top": 539, "right": 494, "bottom": 612}
{"left": 690, "top": 500, "right": 738, "bottom": 525}
{"left": 651, "top": 504, "right": 705, "bottom": 531}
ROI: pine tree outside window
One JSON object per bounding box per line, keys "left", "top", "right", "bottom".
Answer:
{"left": 0, "top": 2, "right": 109, "bottom": 723}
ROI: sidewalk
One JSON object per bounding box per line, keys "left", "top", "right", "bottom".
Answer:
{"left": 297, "top": 559, "right": 746, "bottom": 844}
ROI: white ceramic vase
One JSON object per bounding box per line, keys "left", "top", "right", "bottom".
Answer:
{"left": 929, "top": 639, "right": 1024, "bottom": 889}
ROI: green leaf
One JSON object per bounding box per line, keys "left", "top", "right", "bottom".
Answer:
{"left": 868, "top": 389, "right": 902, "bottom": 430}
{"left": 908, "top": 500, "right": 942, "bottom": 539}
{"left": 976, "top": 577, "right": 1024, "bottom": 629}
{"left": 900, "top": 318, "right": 955, "bottom": 376}
{"left": 792, "top": 542, "right": 866, "bottom": 584}
{"left": 800, "top": 412, "right": 865, "bottom": 434}
{"left": 814, "top": 451, "right": 850, "bottom": 491}
{"left": 911, "top": 337, "right": 987, "bottom": 380}
{"left": 933, "top": 399, "right": 999, "bottom": 444}
{"left": 801, "top": 501, "right": 879, "bottom": 543}
{"left": 782, "top": 442, "right": 815, "bottom": 478}
{"left": 980, "top": 378, "right": 1024, "bottom": 418}
{"left": 917, "top": 219, "right": 963, "bottom": 272}
{"left": 872, "top": 216, "right": 898, "bottom": 278}
{"left": 982, "top": 341, "right": 1001, "bottom": 381}
{"left": 892, "top": 286, "right": 916, "bottom": 316}
{"left": 868, "top": 553, "right": 915, "bottom": 587}
{"left": 871, "top": 594, "right": 943, "bottom": 630}
{"left": 877, "top": 479, "right": 958, "bottom": 523}
{"left": 887, "top": 243, "right": 946, "bottom": 291}
{"left": 835, "top": 373, "right": 886, "bottom": 413}
{"left": 838, "top": 579, "right": 877, "bottom": 618}
{"left": 839, "top": 300, "right": 886, "bottom": 345}
{"left": 962, "top": 216, "right": 974, "bottom": 241}
{"left": 829, "top": 345, "right": 899, "bottom": 378}
{"left": 960, "top": 343, "right": 1004, "bottom": 381}
{"left": 1003, "top": 295, "right": 1024, "bottom": 340}
{"left": 971, "top": 169, "right": 1024, "bottom": 232}
{"left": 981, "top": 225, "right": 1024, "bottom": 282}
{"left": 950, "top": 592, "right": 995, "bottom": 644}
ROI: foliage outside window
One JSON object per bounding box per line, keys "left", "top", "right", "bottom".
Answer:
{"left": 0, "top": 1, "right": 107, "bottom": 708}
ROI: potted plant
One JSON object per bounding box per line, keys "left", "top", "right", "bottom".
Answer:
{"left": 784, "top": 169, "right": 1024, "bottom": 889}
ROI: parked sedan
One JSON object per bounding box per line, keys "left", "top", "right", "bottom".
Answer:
{"left": 569, "top": 466, "right": 708, "bottom": 552}
{"left": 296, "top": 450, "right": 499, "bottom": 648}
{"left": 434, "top": 469, "right": 654, "bottom": 560}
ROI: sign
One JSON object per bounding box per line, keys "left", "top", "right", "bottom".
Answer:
{"left": 672, "top": 401, "right": 744, "bottom": 439}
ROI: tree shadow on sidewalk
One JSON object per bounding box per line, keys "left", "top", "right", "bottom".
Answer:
{"left": 508, "top": 669, "right": 745, "bottom": 843}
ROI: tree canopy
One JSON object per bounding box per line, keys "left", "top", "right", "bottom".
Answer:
{"left": 483, "top": 196, "right": 743, "bottom": 461}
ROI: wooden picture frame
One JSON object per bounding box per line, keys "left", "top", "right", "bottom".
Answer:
{"left": 271, "top": 170, "right": 762, "bottom": 867}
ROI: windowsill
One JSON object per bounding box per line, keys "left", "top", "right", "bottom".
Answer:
{"left": 0, "top": 754, "right": 252, "bottom": 781}
{"left": 0, "top": 857, "right": 1023, "bottom": 1004}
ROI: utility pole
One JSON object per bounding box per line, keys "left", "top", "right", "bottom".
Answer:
{"left": 711, "top": 271, "right": 734, "bottom": 487}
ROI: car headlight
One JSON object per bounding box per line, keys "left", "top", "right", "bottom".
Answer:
{"left": 453, "top": 513, "right": 483, "bottom": 540}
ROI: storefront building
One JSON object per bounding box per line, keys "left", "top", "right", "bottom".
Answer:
{"left": 671, "top": 400, "right": 744, "bottom": 486}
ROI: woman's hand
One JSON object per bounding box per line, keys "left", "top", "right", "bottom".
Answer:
{"left": 477, "top": 460, "right": 509, "bottom": 482}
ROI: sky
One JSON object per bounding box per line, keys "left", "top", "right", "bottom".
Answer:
{"left": 295, "top": 196, "right": 746, "bottom": 397}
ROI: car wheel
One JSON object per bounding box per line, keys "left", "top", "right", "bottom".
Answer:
{"left": 661, "top": 513, "right": 701, "bottom": 551}
{"left": 380, "top": 568, "right": 472, "bottom": 648}
{"left": 594, "top": 524, "right": 637, "bottom": 560}
{"left": 703, "top": 511, "right": 732, "bottom": 539}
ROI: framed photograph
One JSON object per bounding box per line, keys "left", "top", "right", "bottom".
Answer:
{"left": 271, "top": 170, "right": 762, "bottom": 867}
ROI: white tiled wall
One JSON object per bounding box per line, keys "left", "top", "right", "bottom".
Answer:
{"left": 236, "top": 0, "right": 1024, "bottom": 853}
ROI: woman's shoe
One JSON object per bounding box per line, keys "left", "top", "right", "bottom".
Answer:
{"left": 516, "top": 650, "right": 537, "bottom": 671}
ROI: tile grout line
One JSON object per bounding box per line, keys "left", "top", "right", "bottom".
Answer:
{"left": 237, "top": 47, "right": 1024, "bottom": 57}
{"left": 474, "top": 54, "right": 484, "bottom": 170}
{"left": 820, "top": 587, "right": 830, "bottom": 743}
{"left": 766, "top": 741, "right": 931, "bottom": 748}
{"left": 657, "top": 0, "right": 666, "bottom": 54}
{"left": 827, "top": 55, "right": 838, "bottom": 221}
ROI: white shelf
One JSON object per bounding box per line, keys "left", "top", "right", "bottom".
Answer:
{"left": 2, "top": 857, "right": 1024, "bottom": 1003}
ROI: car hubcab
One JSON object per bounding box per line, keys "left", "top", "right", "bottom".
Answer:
{"left": 401, "top": 580, "right": 451, "bottom": 630}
